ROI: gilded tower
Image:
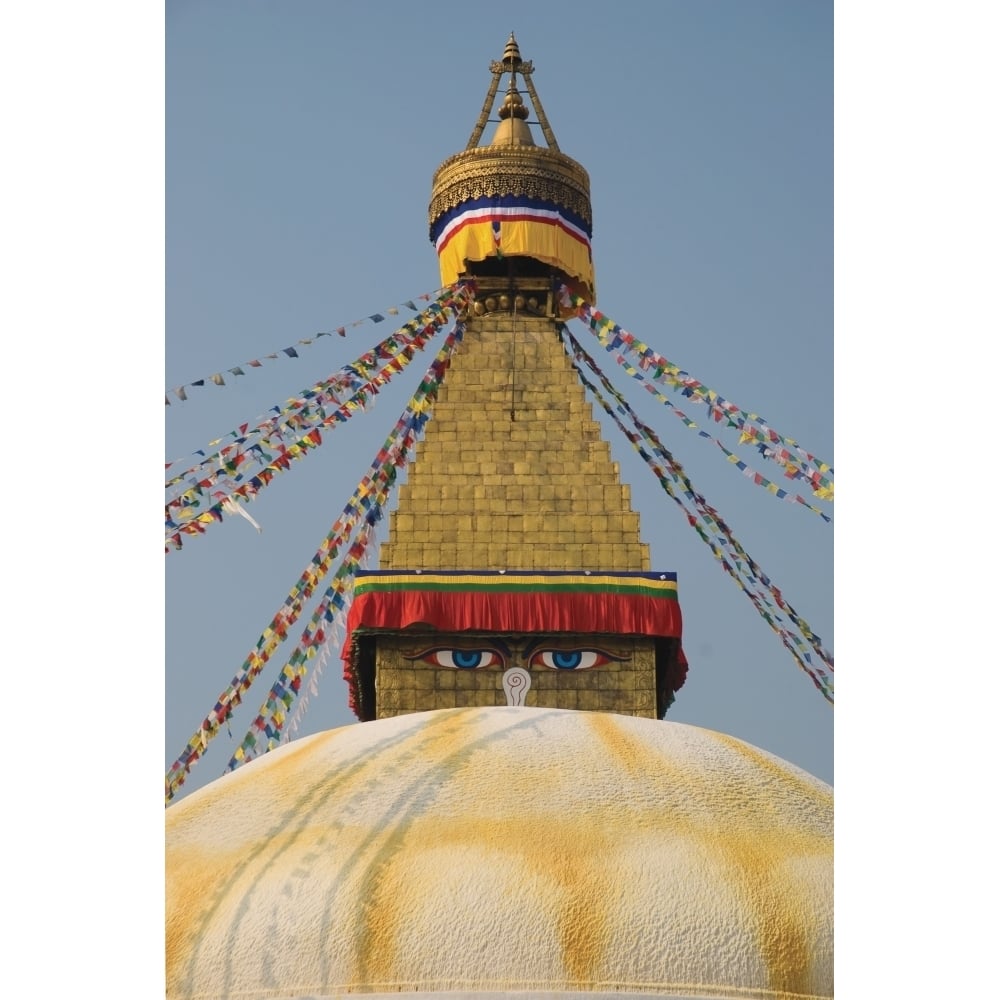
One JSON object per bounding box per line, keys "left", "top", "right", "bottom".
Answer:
{"left": 341, "top": 36, "right": 687, "bottom": 721}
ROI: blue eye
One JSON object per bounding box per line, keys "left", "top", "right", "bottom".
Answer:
{"left": 407, "top": 648, "right": 505, "bottom": 669}
{"left": 452, "top": 649, "right": 485, "bottom": 669}
{"left": 552, "top": 651, "right": 584, "bottom": 669}
{"left": 530, "top": 650, "right": 608, "bottom": 670}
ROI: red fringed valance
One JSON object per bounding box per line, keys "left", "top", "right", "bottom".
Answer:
{"left": 346, "top": 571, "right": 682, "bottom": 637}
{"left": 342, "top": 571, "right": 686, "bottom": 716}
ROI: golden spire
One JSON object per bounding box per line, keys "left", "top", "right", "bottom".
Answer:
{"left": 429, "top": 35, "right": 595, "bottom": 299}
{"left": 501, "top": 31, "right": 522, "bottom": 68}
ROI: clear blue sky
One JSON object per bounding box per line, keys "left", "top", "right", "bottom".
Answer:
{"left": 165, "top": 0, "right": 834, "bottom": 797}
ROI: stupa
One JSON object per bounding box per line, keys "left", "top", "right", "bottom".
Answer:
{"left": 166, "top": 36, "right": 833, "bottom": 1000}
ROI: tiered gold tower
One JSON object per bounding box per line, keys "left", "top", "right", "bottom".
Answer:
{"left": 344, "top": 36, "right": 686, "bottom": 721}
{"left": 378, "top": 310, "right": 648, "bottom": 571}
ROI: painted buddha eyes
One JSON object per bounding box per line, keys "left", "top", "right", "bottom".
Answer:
{"left": 415, "top": 648, "right": 505, "bottom": 669}
{"left": 529, "top": 649, "right": 607, "bottom": 670}
{"left": 407, "top": 646, "right": 619, "bottom": 670}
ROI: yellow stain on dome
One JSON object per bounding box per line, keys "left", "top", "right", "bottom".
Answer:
{"left": 711, "top": 730, "right": 833, "bottom": 811}
{"left": 692, "top": 732, "right": 832, "bottom": 999}
{"left": 346, "top": 712, "right": 829, "bottom": 992}
{"left": 586, "top": 714, "right": 831, "bottom": 998}
{"left": 167, "top": 710, "right": 832, "bottom": 999}
{"left": 352, "top": 811, "right": 618, "bottom": 986}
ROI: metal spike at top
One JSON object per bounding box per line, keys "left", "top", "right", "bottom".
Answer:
{"left": 463, "top": 33, "right": 562, "bottom": 151}
{"left": 501, "top": 32, "right": 522, "bottom": 69}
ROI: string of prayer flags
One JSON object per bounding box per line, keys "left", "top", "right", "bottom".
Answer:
{"left": 228, "top": 535, "right": 367, "bottom": 768}
{"left": 165, "top": 286, "right": 474, "bottom": 552}
{"left": 165, "top": 283, "right": 472, "bottom": 485}
{"left": 560, "top": 309, "right": 831, "bottom": 519}
{"left": 564, "top": 323, "right": 833, "bottom": 672}
{"left": 165, "top": 284, "right": 467, "bottom": 404}
{"left": 712, "top": 439, "right": 831, "bottom": 521}
{"left": 560, "top": 325, "right": 833, "bottom": 703}
{"left": 281, "top": 537, "right": 376, "bottom": 737}
{"left": 227, "top": 325, "right": 466, "bottom": 769}
{"left": 165, "top": 321, "right": 467, "bottom": 801}
{"left": 575, "top": 355, "right": 833, "bottom": 701}
{"left": 557, "top": 324, "right": 829, "bottom": 523}
{"left": 572, "top": 338, "right": 833, "bottom": 698}
{"left": 164, "top": 289, "right": 468, "bottom": 501}
{"left": 556, "top": 285, "right": 834, "bottom": 501}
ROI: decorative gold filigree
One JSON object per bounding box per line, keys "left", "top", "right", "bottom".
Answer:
{"left": 429, "top": 146, "right": 592, "bottom": 231}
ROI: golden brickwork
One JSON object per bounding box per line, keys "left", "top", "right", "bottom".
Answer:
{"left": 373, "top": 633, "right": 658, "bottom": 719}
{"left": 379, "top": 312, "right": 650, "bottom": 570}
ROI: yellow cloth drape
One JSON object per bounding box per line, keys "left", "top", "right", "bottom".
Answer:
{"left": 437, "top": 217, "right": 595, "bottom": 299}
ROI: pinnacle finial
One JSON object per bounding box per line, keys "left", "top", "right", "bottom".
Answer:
{"left": 502, "top": 33, "right": 522, "bottom": 69}
{"left": 460, "top": 34, "right": 562, "bottom": 153}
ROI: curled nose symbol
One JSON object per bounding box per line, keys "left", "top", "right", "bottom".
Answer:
{"left": 502, "top": 667, "right": 531, "bottom": 706}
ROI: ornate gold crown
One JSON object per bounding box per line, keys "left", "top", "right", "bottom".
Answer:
{"left": 428, "top": 34, "right": 593, "bottom": 250}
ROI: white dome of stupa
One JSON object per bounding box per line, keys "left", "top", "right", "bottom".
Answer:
{"left": 166, "top": 707, "right": 833, "bottom": 1000}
